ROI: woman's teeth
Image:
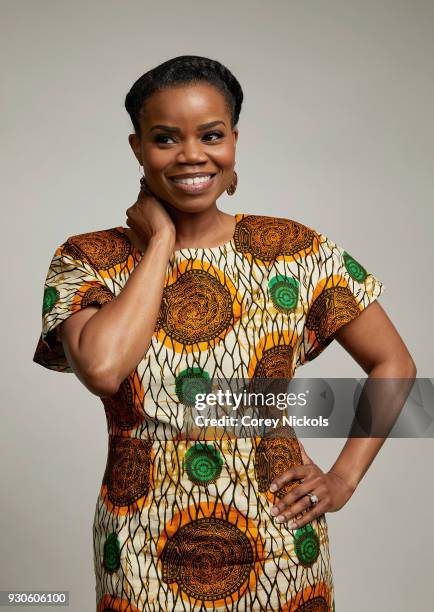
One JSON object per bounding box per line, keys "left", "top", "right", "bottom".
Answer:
{"left": 169, "top": 173, "right": 216, "bottom": 193}
{"left": 172, "top": 175, "right": 212, "bottom": 184}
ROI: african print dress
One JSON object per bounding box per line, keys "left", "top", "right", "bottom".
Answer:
{"left": 33, "top": 213, "right": 385, "bottom": 611}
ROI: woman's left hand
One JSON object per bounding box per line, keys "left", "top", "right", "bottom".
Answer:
{"left": 269, "top": 440, "right": 356, "bottom": 529}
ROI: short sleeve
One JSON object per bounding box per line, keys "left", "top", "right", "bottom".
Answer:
{"left": 296, "top": 231, "right": 385, "bottom": 366}
{"left": 33, "top": 238, "right": 114, "bottom": 373}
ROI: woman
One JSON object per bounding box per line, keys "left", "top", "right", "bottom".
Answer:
{"left": 33, "top": 55, "right": 416, "bottom": 611}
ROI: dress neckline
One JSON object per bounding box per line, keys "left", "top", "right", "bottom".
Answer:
{"left": 118, "top": 212, "right": 244, "bottom": 256}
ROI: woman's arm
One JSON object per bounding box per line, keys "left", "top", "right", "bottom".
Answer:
{"left": 328, "top": 300, "right": 417, "bottom": 491}
{"left": 59, "top": 235, "right": 173, "bottom": 397}
{"left": 58, "top": 192, "right": 176, "bottom": 398}
{"left": 269, "top": 300, "right": 417, "bottom": 528}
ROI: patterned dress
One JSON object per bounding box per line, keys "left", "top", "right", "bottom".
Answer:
{"left": 33, "top": 213, "right": 384, "bottom": 611}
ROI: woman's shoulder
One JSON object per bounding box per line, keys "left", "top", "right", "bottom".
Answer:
{"left": 54, "top": 225, "right": 134, "bottom": 271}
{"left": 236, "top": 212, "right": 321, "bottom": 260}
{"left": 240, "top": 212, "right": 319, "bottom": 234}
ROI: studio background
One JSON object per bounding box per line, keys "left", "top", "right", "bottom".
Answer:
{"left": 1, "top": 1, "right": 433, "bottom": 610}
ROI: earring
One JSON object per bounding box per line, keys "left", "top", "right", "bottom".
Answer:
{"left": 226, "top": 170, "right": 238, "bottom": 196}
{"left": 139, "top": 165, "right": 152, "bottom": 196}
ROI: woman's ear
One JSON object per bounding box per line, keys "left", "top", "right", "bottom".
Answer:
{"left": 128, "top": 133, "right": 142, "bottom": 164}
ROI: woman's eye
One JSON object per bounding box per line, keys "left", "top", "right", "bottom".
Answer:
{"left": 154, "top": 132, "right": 224, "bottom": 145}
{"left": 154, "top": 135, "right": 175, "bottom": 144}
{"left": 203, "top": 131, "right": 224, "bottom": 141}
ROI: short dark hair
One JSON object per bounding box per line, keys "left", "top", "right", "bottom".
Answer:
{"left": 125, "top": 55, "right": 244, "bottom": 137}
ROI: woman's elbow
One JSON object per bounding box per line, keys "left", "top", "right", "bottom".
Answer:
{"left": 81, "top": 365, "right": 121, "bottom": 398}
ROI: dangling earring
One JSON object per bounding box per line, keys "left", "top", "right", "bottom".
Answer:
{"left": 139, "top": 165, "right": 152, "bottom": 196}
{"left": 226, "top": 170, "right": 238, "bottom": 196}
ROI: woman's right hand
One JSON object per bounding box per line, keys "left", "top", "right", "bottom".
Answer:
{"left": 126, "top": 183, "right": 176, "bottom": 252}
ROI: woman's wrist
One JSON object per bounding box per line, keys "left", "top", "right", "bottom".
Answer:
{"left": 327, "top": 468, "right": 359, "bottom": 494}
{"left": 148, "top": 231, "right": 176, "bottom": 254}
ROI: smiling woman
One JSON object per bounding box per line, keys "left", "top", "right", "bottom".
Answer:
{"left": 33, "top": 54, "right": 413, "bottom": 612}
{"left": 125, "top": 69, "right": 240, "bottom": 235}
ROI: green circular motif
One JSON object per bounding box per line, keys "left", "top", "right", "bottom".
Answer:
{"left": 183, "top": 442, "right": 223, "bottom": 485}
{"left": 293, "top": 523, "right": 320, "bottom": 567}
{"left": 103, "top": 532, "right": 121, "bottom": 572}
{"left": 175, "top": 367, "right": 212, "bottom": 407}
{"left": 268, "top": 275, "right": 299, "bottom": 313}
{"left": 42, "top": 285, "right": 59, "bottom": 315}
{"left": 343, "top": 251, "right": 367, "bottom": 283}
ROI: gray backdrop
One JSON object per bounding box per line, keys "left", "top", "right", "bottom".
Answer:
{"left": 2, "top": 0, "right": 433, "bottom": 610}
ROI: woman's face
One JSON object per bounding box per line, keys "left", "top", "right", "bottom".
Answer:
{"left": 128, "top": 82, "right": 238, "bottom": 211}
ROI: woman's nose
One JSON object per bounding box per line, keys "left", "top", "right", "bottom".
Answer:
{"left": 176, "top": 138, "right": 208, "bottom": 163}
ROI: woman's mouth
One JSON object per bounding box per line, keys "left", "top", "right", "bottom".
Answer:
{"left": 168, "top": 173, "right": 216, "bottom": 194}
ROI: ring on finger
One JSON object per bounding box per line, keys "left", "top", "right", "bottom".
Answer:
{"left": 306, "top": 492, "right": 319, "bottom": 506}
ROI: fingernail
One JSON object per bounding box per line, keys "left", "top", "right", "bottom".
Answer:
{"left": 270, "top": 506, "right": 279, "bottom": 516}
{"left": 288, "top": 521, "right": 297, "bottom": 529}
{"left": 275, "top": 515, "right": 285, "bottom": 523}
{"left": 269, "top": 483, "right": 277, "bottom": 492}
